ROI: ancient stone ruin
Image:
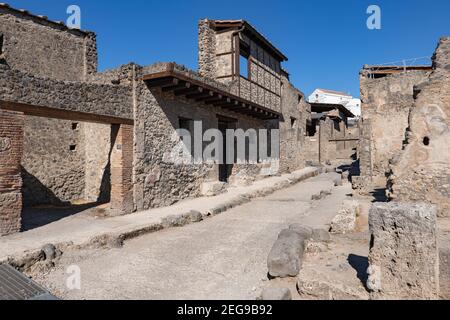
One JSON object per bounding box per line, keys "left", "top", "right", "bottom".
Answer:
{"left": 0, "top": 4, "right": 360, "bottom": 237}
{"left": 1, "top": 3, "right": 449, "bottom": 301}
{"left": 352, "top": 36, "right": 450, "bottom": 299}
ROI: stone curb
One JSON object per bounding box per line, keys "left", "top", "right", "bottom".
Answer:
{"left": 1, "top": 168, "right": 319, "bottom": 270}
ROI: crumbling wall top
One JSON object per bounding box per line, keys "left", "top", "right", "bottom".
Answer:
{"left": 0, "top": 2, "right": 94, "bottom": 37}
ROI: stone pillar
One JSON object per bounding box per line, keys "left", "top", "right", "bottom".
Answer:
{"left": 352, "top": 119, "right": 373, "bottom": 193}
{"left": 110, "top": 124, "right": 134, "bottom": 214}
{"left": 0, "top": 110, "right": 24, "bottom": 236}
{"left": 198, "top": 19, "right": 217, "bottom": 79}
{"left": 358, "top": 119, "right": 372, "bottom": 178}
{"left": 367, "top": 202, "right": 439, "bottom": 299}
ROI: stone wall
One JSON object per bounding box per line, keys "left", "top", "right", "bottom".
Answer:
{"left": 304, "top": 135, "right": 319, "bottom": 164}
{"left": 21, "top": 118, "right": 113, "bottom": 207}
{"left": 278, "top": 75, "right": 308, "bottom": 173}
{"left": 198, "top": 19, "right": 218, "bottom": 79}
{"left": 84, "top": 123, "right": 112, "bottom": 203}
{"left": 0, "top": 6, "right": 115, "bottom": 209}
{"left": 388, "top": 37, "right": 450, "bottom": 217}
{"left": 319, "top": 117, "right": 335, "bottom": 164}
{"left": 0, "top": 4, "right": 97, "bottom": 81}
{"left": 0, "top": 61, "right": 132, "bottom": 208}
{"left": 0, "top": 110, "right": 23, "bottom": 236}
{"left": 0, "top": 64, "right": 133, "bottom": 120}
{"left": 134, "top": 64, "right": 269, "bottom": 210}
{"left": 359, "top": 69, "right": 430, "bottom": 185}
{"left": 22, "top": 116, "right": 86, "bottom": 206}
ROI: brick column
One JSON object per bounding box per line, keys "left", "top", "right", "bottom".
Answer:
{"left": 0, "top": 110, "right": 24, "bottom": 236}
{"left": 110, "top": 124, "right": 134, "bottom": 214}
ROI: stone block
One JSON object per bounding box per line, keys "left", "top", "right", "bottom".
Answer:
{"left": 297, "top": 273, "right": 368, "bottom": 300}
{"left": 289, "top": 224, "right": 312, "bottom": 239}
{"left": 367, "top": 202, "right": 439, "bottom": 299}
{"left": 330, "top": 200, "right": 360, "bottom": 234}
{"left": 267, "top": 229, "right": 307, "bottom": 278}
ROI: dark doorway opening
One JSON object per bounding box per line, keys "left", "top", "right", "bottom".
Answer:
{"left": 218, "top": 117, "right": 236, "bottom": 182}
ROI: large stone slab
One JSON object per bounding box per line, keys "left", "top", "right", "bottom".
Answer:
{"left": 367, "top": 202, "right": 439, "bottom": 299}
{"left": 267, "top": 229, "right": 307, "bottom": 278}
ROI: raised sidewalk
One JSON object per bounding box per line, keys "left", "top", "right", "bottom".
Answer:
{"left": 0, "top": 167, "right": 319, "bottom": 262}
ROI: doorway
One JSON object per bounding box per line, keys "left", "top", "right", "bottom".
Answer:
{"left": 218, "top": 117, "right": 236, "bottom": 183}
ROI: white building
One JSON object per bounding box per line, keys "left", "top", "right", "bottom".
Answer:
{"left": 308, "top": 88, "right": 361, "bottom": 118}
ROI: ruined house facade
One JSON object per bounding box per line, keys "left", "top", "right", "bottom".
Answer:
{"left": 355, "top": 65, "right": 431, "bottom": 190}
{"left": 353, "top": 37, "right": 450, "bottom": 216}
{"left": 359, "top": 37, "right": 450, "bottom": 299}
{"left": 304, "top": 103, "right": 357, "bottom": 165}
{"left": 0, "top": 6, "right": 310, "bottom": 235}
{"left": 388, "top": 37, "right": 450, "bottom": 217}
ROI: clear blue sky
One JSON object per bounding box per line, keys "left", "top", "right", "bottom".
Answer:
{"left": 6, "top": 0, "right": 450, "bottom": 97}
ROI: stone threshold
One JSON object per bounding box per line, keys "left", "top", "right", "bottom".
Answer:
{"left": 0, "top": 167, "right": 319, "bottom": 267}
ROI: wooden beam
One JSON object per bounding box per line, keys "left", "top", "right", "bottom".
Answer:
{"left": 201, "top": 94, "right": 224, "bottom": 103}
{"left": 162, "top": 81, "right": 190, "bottom": 92}
{"left": 0, "top": 100, "right": 133, "bottom": 125}
{"left": 213, "top": 97, "right": 232, "bottom": 107}
{"left": 185, "top": 90, "right": 213, "bottom": 100}
{"left": 146, "top": 77, "right": 178, "bottom": 88}
{"left": 219, "top": 100, "right": 240, "bottom": 109}
{"left": 195, "top": 93, "right": 220, "bottom": 102}
{"left": 142, "top": 70, "right": 283, "bottom": 119}
{"left": 174, "top": 85, "right": 202, "bottom": 96}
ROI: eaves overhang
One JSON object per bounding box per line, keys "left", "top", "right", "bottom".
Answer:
{"left": 143, "top": 64, "right": 281, "bottom": 120}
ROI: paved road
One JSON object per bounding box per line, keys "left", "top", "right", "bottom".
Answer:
{"left": 39, "top": 173, "right": 350, "bottom": 300}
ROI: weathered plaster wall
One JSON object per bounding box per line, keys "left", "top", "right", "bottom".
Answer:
{"left": 0, "top": 5, "right": 97, "bottom": 81}
{"left": 359, "top": 69, "right": 430, "bottom": 184}
{"left": 388, "top": 37, "right": 450, "bottom": 217}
